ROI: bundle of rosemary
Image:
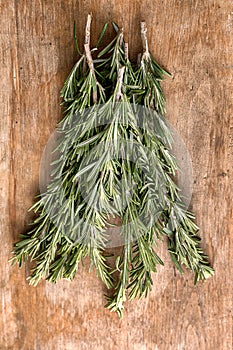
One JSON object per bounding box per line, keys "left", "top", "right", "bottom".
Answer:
{"left": 11, "top": 14, "right": 214, "bottom": 317}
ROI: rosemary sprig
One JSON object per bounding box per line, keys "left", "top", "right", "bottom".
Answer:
{"left": 11, "top": 15, "right": 214, "bottom": 317}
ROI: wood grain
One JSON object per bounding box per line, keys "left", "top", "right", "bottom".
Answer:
{"left": 0, "top": 1, "right": 232, "bottom": 349}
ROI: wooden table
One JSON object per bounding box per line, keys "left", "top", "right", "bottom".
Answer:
{"left": 0, "top": 1, "right": 232, "bottom": 349}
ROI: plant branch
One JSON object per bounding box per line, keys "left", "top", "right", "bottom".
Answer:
{"left": 124, "top": 42, "right": 129, "bottom": 60}
{"left": 84, "top": 13, "right": 98, "bottom": 103}
{"left": 137, "top": 53, "right": 142, "bottom": 67}
{"left": 140, "top": 21, "right": 149, "bottom": 59}
{"left": 116, "top": 66, "right": 125, "bottom": 102}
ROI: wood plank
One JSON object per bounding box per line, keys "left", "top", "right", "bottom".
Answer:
{"left": 0, "top": 0, "right": 232, "bottom": 349}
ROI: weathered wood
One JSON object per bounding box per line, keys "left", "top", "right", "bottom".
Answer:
{"left": 0, "top": 1, "right": 232, "bottom": 349}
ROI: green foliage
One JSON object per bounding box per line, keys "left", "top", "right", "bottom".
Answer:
{"left": 11, "top": 15, "right": 214, "bottom": 317}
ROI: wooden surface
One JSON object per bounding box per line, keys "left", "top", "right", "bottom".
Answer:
{"left": 1, "top": 1, "right": 232, "bottom": 349}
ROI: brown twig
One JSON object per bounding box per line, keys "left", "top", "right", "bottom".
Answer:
{"left": 137, "top": 53, "right": 142, "bottom": 67}
{"left": 119, "top": 29, "right": 124, "bottom": 47}
{"left": 140, "top": 21, "right": 149, "bottom": 59}
{"left": 85, "top": 13, "right": 92, "bottom": 46}
{"left": 116, "top": 66, "right": 125, "bottom": 102}
{"left": 84, "top": 13, "right": 98, "bottom": 103}
{"left": 124, "top": 42, "right": 129, "bottom": 60}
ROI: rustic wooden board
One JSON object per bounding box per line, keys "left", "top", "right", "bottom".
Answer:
{"left": 0, "top": 1, "right": 232, "bottom": 349}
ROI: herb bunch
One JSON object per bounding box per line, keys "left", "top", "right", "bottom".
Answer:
{"left": 11, "top": 14, "right": 214, "bottom": 317}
